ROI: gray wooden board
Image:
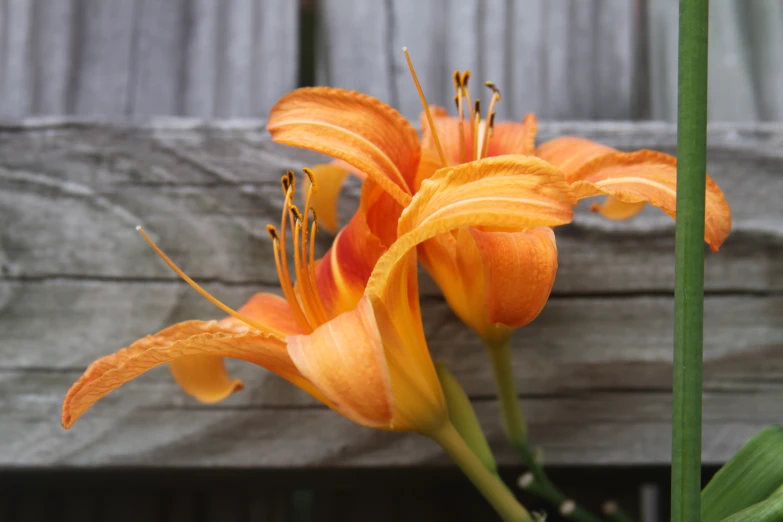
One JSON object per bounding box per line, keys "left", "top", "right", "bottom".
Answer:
{"left": 0, "top": 120, "right": 781, "bottom": 467}
{"left": 0, "top": 0, "right": 299, "bottom": 118}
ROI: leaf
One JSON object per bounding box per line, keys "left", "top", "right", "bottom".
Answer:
{"left": 702, "top": 425, "right": 783, "bottom": 522}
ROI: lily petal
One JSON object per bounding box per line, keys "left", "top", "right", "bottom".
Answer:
{"left": 469, "top": 227, "right": 558, "bottom": 330}
{"left": 488, "top": 114, "right": 538, "bottom": 157}
{"left": 168, "top": 355, "right": 244, "bottom": 404}
{"left": 535, "top": 136, "right": 616, "bottom": 181}
{"left": 301, "top": 162, "right": 356, "bottom": 232}
{"left": 420, "top": 107, "right": 472, "bottom": 165}
{"left": 316, "top": 181, "right": 401, "bottom": 317}
{"left": 373, "top": 156, "right": 574, "bottom": 298}
{"left": 569, "top": 150, "right": 732, "bottom": 251}
{"left": 398, "top": 155, "right": 575, "bottom": 237}
{"left": 287, "top": 297, "right": 394, "bottom": 430}
{"left": 268, "top": 87, "right": 419, "bottom": 206}
{"left": 590, "top": 196, "right": 648, "bottom": 220}
{"left": 63, "top": 320, "right": 325, "bottom": 428}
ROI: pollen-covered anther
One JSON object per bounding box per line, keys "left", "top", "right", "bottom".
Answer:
{"left": 289, "top": 204, "right": 303, "bottom": 223}
{"left": 303, "top": 167, "right": 318, "bottom": 193}
{"left": 485, "top": 81, "right": 502, "bottom": 101}
{"left": 266, "top": 224, "right": 279, "bottom": 240}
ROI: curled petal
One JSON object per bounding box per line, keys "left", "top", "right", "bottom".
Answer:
{"left": 169, "top": 355, "right": 244, "bottom": 404}
{"left": 569, "top": 150, "right": 732, "bottom": 251}
{"left": 287, "top": 297, "right": 394, "bottom": 430}
{"left": 398, "top": 155, "right": 575, "bottom": 237}
{"left": 268, "top": 87, "right": 419, "bottom": 206}
{"left": 63, "top": 320, "right": 324, "bottom": 429}
{"left": 167, "top": 293, "right": 305, "bottom": 402}
{"left": 469, "top": 227, "right": 558, "bottom": 330}
{"left": 371, "top": 156, "right": 574, "bottom": 298}
{"left": 488, "top": 114, "right": 538, "bottom": 157}
{"left": 301, "top": 162, "right": 356, "bottom": 232}
{"left": 590, "top": 196, "right": 647, "bottom": 220}
{"left": 535, "top": 136, "right": 616, "bottom": 181}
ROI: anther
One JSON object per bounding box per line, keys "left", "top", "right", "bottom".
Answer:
{"left": 303, "top": 167, "right": 318, "bottom": 192}
{"left": 453, "top": 95, "right": 460, "bottom": 111}
{"left": 289, "top": 204, "right": 303, "bottom": 223}
{"left": 485, "top": 81, "right": 502, "bottom": 100}
{"left": 266, "top": 224, "right": 279, "bottom": 240}
{"left": 460, "top": 71, "right": 471, "bottom": 91}
{"left": 474, "top": 99, "right": 481, "bottom": 116}
{"left": 452, "top": 70, "right": 462, "bottom": 90}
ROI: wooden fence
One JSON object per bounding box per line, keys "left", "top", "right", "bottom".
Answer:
{"left": 1, "top": 1, "right": 783, "bottom": 521}
{"left": 1, "top": 0, "right": 782, "bottom": 121}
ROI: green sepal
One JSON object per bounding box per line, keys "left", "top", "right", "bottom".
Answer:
{"left": 718, "top": 493, "right": 783, "bottom": 522}
{"left": 702, "top": 425, "right": 783, "bottom": 522}
{"left": 435, "top": 361, "right": 497, "bottom": 473}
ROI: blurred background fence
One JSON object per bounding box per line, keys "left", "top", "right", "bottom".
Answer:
{"left": 1, "top": 0, "right": 782, "bottom": 122}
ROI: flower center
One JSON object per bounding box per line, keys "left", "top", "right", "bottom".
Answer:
{"left": 267, "top": 169, "right": 330, "bottom": 334}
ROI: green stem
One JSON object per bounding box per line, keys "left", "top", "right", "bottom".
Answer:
{"left": 429, "top": 422, "right": 534, "bottom": 522}
{"left": 488, "top": 340, "right": 607, "bottom": 522}
{"left": 672, "top": 0, "right": 709, "bottom": 521}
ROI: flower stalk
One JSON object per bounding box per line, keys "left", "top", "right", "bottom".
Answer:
{"left": 671, "top": 0, "right": 710, "bottom": 520}
{"left": 488, "top": 339, "right": 607, "bottom": 522}
{"left": 429, "top": 422, "right": 534, "bottom": 522}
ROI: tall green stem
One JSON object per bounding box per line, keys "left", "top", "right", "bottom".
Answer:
{"left": 488, "top": 340, "right": 606, "bottom": 522}
{"left": 672, "top": 0, "right": 710, "bottom": 520}
{"left": 429, "top": 422, "right": 534, "bottom": 522}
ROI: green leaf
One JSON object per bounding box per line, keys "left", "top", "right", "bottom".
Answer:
{"left": 435, "top": 362, "right": 497, "bottom": 473}
{"left": 702, "top": 425, "right": 783, "bottom": 522}
{"left": 718, "top": 493, "right": 783, "bottom": 522}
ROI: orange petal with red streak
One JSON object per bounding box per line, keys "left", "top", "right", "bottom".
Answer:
{"left": 469, "top": 227, "right": 558, "bottom": 330}
{"left": 287, "top": 297, "right": 394, "bottom": 430}
{"left": 315, "top": 181, "right": 401, "bottom": 317}
{"left": 488, "top": 113, "right": 538, "bottom": 157}
{"left": 569, "top": 150, "right": 732, "bottom": 251}
{"left": 268, "top": 87, "right": 419, "bottom": 206}
{"left": 63, "top": 320, "right": 324, "bottom": 428}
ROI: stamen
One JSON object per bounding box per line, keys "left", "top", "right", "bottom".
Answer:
{"left": 297, "top": 170, "right": 329, "bottom": 324}
{"left": 453, "top": 72, "right": 466, "bottom": 164}
{"left": 136, "top": 226, "right": 271, "bottom": 332}
{"left": 403, "top": 47, "right": 447, "bottom": 167}
{"left": 473, "top": 99, "right": 481, "bottom": 160}
{"left": 461, "top": 71, "right": 472, "bottom": 120}
{"left": 481, "top": 82, "right": 502, "bottom": 158}
{"left": 276, "top": 187, "right": 313, "bottom": 332}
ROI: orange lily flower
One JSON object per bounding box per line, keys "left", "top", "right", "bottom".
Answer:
{"left": 62, "top": 153, "right": 574, "bottom": 438}
{"left": 273, "top": 63, "right": 731, "bottom": 345}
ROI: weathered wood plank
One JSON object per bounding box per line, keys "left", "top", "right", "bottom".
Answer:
{"left": 0, "top": 0, "right": 299, "bottom": 118}
{"left": 319, "top": 0, "right": 638, "bottom": 121}
{"left": 645, "top": 0, "right": 783, "bottom": 122}
{"left": 1, "top": 121, "right": 781, "bottom": 469}
{"left": 2, "top": 281, "right": 781, "bottom": 395}
{"left": 0, "top": 122, "right": 780, "bottom": 292}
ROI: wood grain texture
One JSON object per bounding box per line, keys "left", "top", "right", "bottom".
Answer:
{"left": 0, "top": 0, "right": 299, "bottom": 118}
{"left": 0, "top": 120, "right": 781, "bottom": 468}
{"left": 319, "top": 0, "right": 638, "bottom": 121}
